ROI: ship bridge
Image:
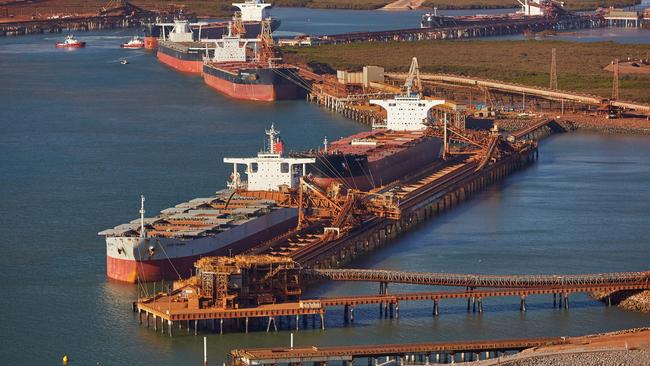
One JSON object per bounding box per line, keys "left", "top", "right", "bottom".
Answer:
{"left": 224, "top": 125, "right": 315, "bottom": 191}
{"left": 370, "top": 92, "right": 445, "bottom": 131}
{"left": 234, "top": 0, "right": 272, "bottom": 22}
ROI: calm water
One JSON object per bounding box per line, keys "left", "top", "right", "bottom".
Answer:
{"left": 274, "top": 6, "right": 650, "bottom": 43}
{"left": 273, "top": 7, "right": 515, "bottom": 36}
{"left": 1, "top": 11, "right": 650, "bottom": 366}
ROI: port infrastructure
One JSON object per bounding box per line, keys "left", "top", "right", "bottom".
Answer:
{"left": 229, "top": 337, "right": 564, "bottom": 366}
{"left": 135, "top": 260, "right": 650, "bottom": 336}
{"left": 0, "top": 1, "right": 157, "bottom": 36}
{"left": 307, "top": 268, "right": 650, "bottom": 289}
{"left": 386, "top": 72, "right": 650, "bottom": 115}
{"left": 303, "top": 14, "right": 601, "bottom": 44}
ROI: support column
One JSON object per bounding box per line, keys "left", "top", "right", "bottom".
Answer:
{"left": 395, "top": 302, "right": 399, "bottom": 319}
{"left": 245, "top": 317, "right": 249, "bottom": 333}
{"left": 194, "top": 320, "right": 198, "bottom": 336}
{"left": 296, "top": 315, "right": 299, "bottom": 331}
{"left": 564, "top": 293, "right": 569, "bottom": 309}
{"left": 520, "top": 295, "right": 527, "bottom": 312}
{"left": 433, "top": 300, "right": 439, "bottom": 317}
{"left": 220, "top": 319, "right": 224, "bottom": 335}
{"left": 320, "top": 313, "right": 325, "bottom": 330}
{"left": 350, "top": 306, "right": 355, "bottom": 323}
{"left": 168, "top": 320, "right": 173, "bottom": 337}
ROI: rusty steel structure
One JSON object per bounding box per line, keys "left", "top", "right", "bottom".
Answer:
{"left": 230, "top": 337, "right": 565, "bottom": 366}
{"left": 238, "top": 123, "right": 538, "bottom": 267}
{"left": 192, "top": 255, "right": 302, "bottom": 309}
{"left": 0, "top": 1, "right": 157, "bottom": 36}
{"left": 386, "top": 72, "right": 650, "bottom": 114}
{"left": 306, "top": 268, "right": 650, "bottom": 288}
{"left": 313, "top": 15, "right": 602, "bottom": 44}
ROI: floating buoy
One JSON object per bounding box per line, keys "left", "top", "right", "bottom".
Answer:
{"left": 62, "top": 355, "right": 69, "bottom": 364}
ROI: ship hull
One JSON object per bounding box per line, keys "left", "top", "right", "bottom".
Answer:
{"left": 55, "top": 42, "right": 85, "bottom": 48}
{"left": 105, "top": 207, "right": 298, "bottom": 283}
{"left": 304, "top": 134, "right": 443, "bottom": 191}
{"left": 157, "top": 47, "right": 204, "bottom": 73}
{"left": 203, "top": 63, "right": 305, "bottom": 101}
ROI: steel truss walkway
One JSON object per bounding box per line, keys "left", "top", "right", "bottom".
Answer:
{"left": 307, "top": 268, "right": 650, "bottom": 288}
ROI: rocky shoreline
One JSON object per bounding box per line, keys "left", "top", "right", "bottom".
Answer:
{"left": 500, "top": 350, "right": 650, "bottom": 366}
{"left": 496, "top": 114, "right": 650, "bottom": 136}
{"left": 591, "top": 290, "right": 650, "bottom": 313}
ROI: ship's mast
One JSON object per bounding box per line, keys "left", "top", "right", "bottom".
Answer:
{"left": 265, "top": 123, "right": 279, "bottom": 154}
{"left": 139, "top": 195, "right": 146, "bottom": 238}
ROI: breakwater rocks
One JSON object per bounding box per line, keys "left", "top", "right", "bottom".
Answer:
{"left": 497, "top": 115, "right": 650, "bottom": 136}
{"left": 500, "top": 350, "right": 650, "bottom": 366}
{"left": 592, "top": 290, "right": 650, "bottom": 313}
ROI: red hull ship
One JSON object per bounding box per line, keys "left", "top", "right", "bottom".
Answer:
{"left": 203, "top": 62, "right": 304, "bottom": 102}
{"left": 156, "top": 40, "right": 208, "bottom": 74}
{"left": 295, "top": 91, "right": 447, "bottom": 191}
{"left": 100, "top": 126, "right": 314, "bottom": 283}
{"left": 297, "top": 130, "right": 443, "bottom": 191}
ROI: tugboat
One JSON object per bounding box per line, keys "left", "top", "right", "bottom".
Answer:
{"left": 121, "top": 36, "right": 145, "bottom": 49}
{"left": 55, "top": 34, "right": 86, "bottom": 48}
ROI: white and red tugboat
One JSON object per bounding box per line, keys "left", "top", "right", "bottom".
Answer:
{"left": 55, "top": 34, "right": 86, "bottom": 48}
{"left": 121, "top": 36, "right": 145, "bottom": 49}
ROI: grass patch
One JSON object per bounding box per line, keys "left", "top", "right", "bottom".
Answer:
{"left": 284, "top": 39, "right": 650, "bottom": 102}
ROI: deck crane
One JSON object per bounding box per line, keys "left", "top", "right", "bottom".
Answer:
{"left": 404, "top": 57, "right": 422, "bottom": 95}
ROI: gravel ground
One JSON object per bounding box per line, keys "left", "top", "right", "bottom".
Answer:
{"left": 500, "top": 350, "right": 650, "bottom": 366}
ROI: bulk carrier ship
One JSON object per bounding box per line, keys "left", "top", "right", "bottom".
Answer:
{"left": 296, "top": 91, "right": 446, "bottom": 191}
{"left": 99, "top": 126, "right": 314, "bottom": 283}
{"left": 201, "top": 24, "right": 305, "bottom": 101}
{"left": 145, "top": 0, "right": 280, "bottom": 48}
{"left": 155, "top": 19, "right": 215, "bottom": 73}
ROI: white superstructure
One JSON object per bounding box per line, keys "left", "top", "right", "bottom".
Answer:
{"left": 210, "top": 24, "right": 258, "bottom": 62}
{"left": 370, "top": 90, "right": 445, "bottom": 131}
{"left": 224, "top": 124, "right": 315, "bottom": 191}
{"left": 157, "top": 19, "right": 209, "bottom": 42}
{"left": 233, "top": 0, "right": 272, "bottom": 22}
{"left": 517, "top": 0, "right": 554, "bottom": 16}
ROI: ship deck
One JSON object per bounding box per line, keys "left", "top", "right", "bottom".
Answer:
{"left": 204, "top": 61, "right": 298, "bottom": 75}
{"left": 327, "top": 130, "right": 432, "bottom": 163}
{"left": 98, "top": 190, "right": 281, "bottom": 239}
{"left": 158, "top": 40, "right": 214, "bottom": 53}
